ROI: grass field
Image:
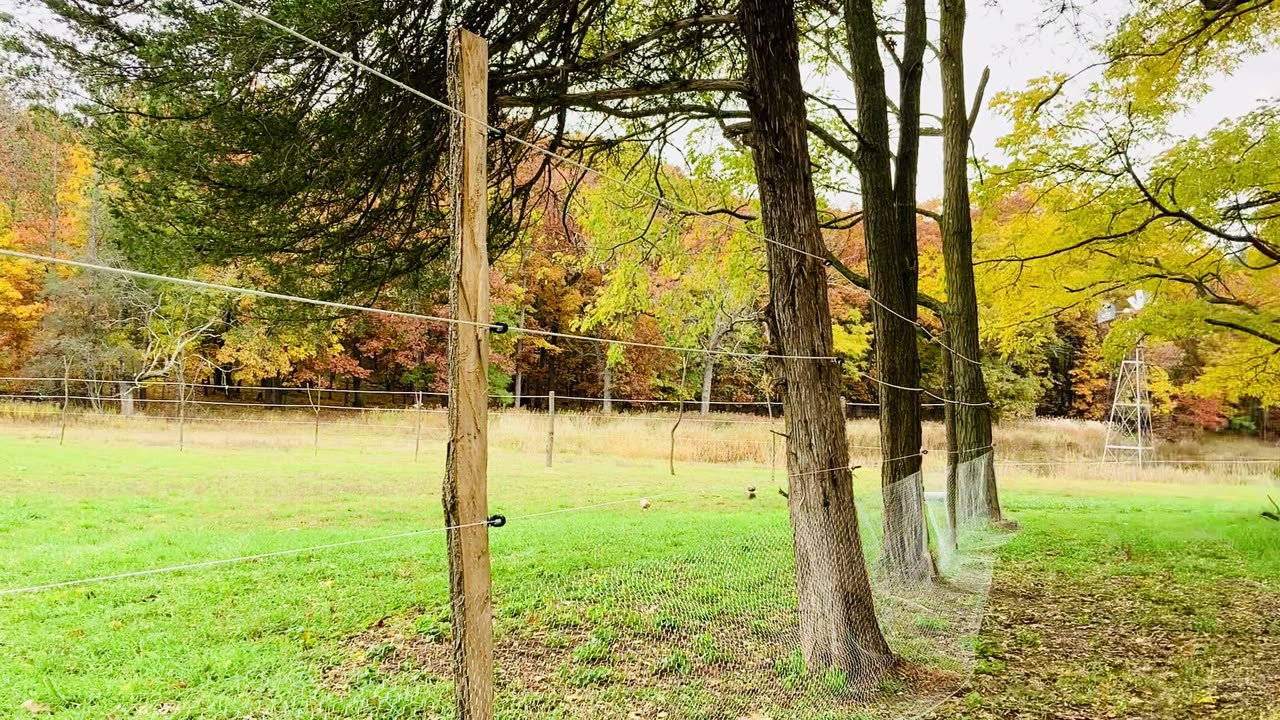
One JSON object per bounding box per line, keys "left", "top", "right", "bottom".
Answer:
{"left": 1, "top": 412, "right": 1278, "bottom": 719}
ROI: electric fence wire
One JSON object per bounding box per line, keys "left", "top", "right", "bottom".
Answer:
{"left": 12, "top": 1, "right": 998, "bottom": 415}
{"left": 0, "top": 378, "right": 948, "bottom": 408}
{"left": 0, "top": 438, "right": 1017, "bottom": 598}
{"left": 0, "top": 248, "right": 837, "bottom": 361}
{"left": 3, "top": 387, "right": 1269, "bottom": 467}
{"left": 0, "top": 489, "right": 711, "bottom": 597}
{"left": 0, "top": 245, "right": 980, "bottom": 402}
{"left": 10, "top": 408, "right": 427, "bottom": 428}
{"left": 0, "top": 377, "right": 462, "bottom": 396}
{"left": 0, "top": 392, "right": 446, "bottom": 413}
{"left": 0, "top": 49, "right": 1217, "bottom": 711}
{"left": 210, "top": 0, "right": 990, "bottom": 373}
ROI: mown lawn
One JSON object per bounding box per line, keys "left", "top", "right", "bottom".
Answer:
{"left": 0, "top": 428, "right": 1277, "bottom": 719}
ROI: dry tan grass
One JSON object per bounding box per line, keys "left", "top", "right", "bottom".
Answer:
{"left": 2, "top": 401, "right": 1278, "bottom": 486}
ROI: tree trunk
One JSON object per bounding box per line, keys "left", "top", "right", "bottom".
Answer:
{"left": 601, "top": 360, "right": 612, "bottom": 414}
{"left": 87, "top": 169, "right": 101, "bottom": 259}
{"left": 513, "top": 303, "right": 526, "bottom": 409}
{"left": 49, "top": 138, "right": 59, "bottom": 256}
{"left": 699, "top": 352, "right": 714, "bottom": 415}
{"left": 740, "top": 0, "right": 893, "bottom": 681}
{"left": 941, "top": 340, "right": 959, "bottom": 550}
{"left": 845, "top": 0, "right": 934, "bottom": 582}
{"left": 700, "top": 321, "right": 728, "bottom": 415}
{"left": 118, "top": 380, "right": 135, "bottom": 416}
{"left": 940, "top": 0, "right": 1001, "bottom": 524}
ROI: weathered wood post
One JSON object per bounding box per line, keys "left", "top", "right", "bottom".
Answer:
{"left": 442, "top": 26, "right": 494, "bottom": 720}
{"left": 766, "top": 393, "right": 776, "bottom": 484}
{"left": 307, "top": 387, "right": 321, "bottom": 457}
{"left": 669, "top": 358, "right": 688, "bottom": 476}
{"left": 414, "top": 390, "right": 424, "bottom": 462}
{"left": 177, "top": 357, "right": 187, "bottom": 452}
{"left": 545, "top": 390, "right": 555, "bottom": 468}
{"left": 59, "top": 360, "right": 70, "bottom": 446}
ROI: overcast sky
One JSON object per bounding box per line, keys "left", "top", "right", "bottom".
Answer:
{"left": 13, "top": 0, "right": 1276, "bottom": 206}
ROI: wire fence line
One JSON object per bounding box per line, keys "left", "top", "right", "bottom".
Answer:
{"left": 0, "top": 249, "right": 835, "bottom": 362}
{"left": 995, "top": 457, "right": 1280, "bottom": 467}
{"left": 4, "top": 396, "right": 1275, "bottom": 471}
{"left": 0, "top": 394, "right": 782, "bottom": 423}
{"left": 211, "top": 0, "right": 987, "bottom": 374}
{"left": 2, "top": 377, "right": 464, "bottom": 397}
{"left": 0, "top": 469, "right": 999, "bottom": 720}
{"left": 0, "top": 525, "right": 467, "bottom": 597}
{"left": 0, "top": 397, "right": 946, "bottom": 455}
{"left": 0, "top": 490, "right": 710, "bottom": 597}
{"left": 0, "top": 250, "right": 988, "bottom": 406}
{"left": 0, "top": 449, "right": 1014, "bottom": 599}
{"left": 2, "top": 14, "right": 1252, "bottom": 720}
{"left": 0, "top": 393, "right": 448, "bottom": 413}
{"left": 0, "top": 376, "right": 947, "bottom": 414}
{"left": 3, "top": 8, "right": 997, "bottom": 404}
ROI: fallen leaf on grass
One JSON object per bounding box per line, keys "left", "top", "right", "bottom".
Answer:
{"left": 21, "top": 700, "right": 52, "bottom": 714}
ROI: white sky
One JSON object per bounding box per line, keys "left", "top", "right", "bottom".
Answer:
{"left": 811, "top": 1, "right": 1280, "bottom": 202}
{"left": 13, "top": 0, "right": 1276, "bottom": 206}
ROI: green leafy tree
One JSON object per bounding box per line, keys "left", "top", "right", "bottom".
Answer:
{"left": 982, "top": 0, "right": 1280, "bottom": 406}
{"left": 574, "top": 151, "right": 766, "bottom": 413}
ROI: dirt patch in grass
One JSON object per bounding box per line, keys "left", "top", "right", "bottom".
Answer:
{"left": 316, "top": 530, "right": 1000, "bottom": 719}
{"left": 323, "top": 607, "right": 972, "bottom": 719}
{"left": 923, "top": 569, "right": 1280, "bottom": 719}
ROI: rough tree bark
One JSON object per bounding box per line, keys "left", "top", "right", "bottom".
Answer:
{"left": 740, "top": 0, "right": 894, "bottom": 680}
{"left": 940, "top": 0, "right": 1001, "bottom": 523}
{"left": 941, "top": 339, "right": 959, "bottom": 550}
{"left": 844, "top": 0, "right": 935, "bottom": 582}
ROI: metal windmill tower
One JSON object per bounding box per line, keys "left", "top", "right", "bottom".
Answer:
{"left": 1099, "top": 291, "right": 1154, "bottom": 465}
{"left": 1103, "top": 344, "right": 1154, "bottom": 465}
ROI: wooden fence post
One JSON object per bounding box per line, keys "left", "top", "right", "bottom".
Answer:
{"left": 442, "top": 26, "right": 494, "bottom": 720}
{"left": 545, "top": 390, "right": 555, "bottom": 468}
{"left": 414, "top": 390, "right": 424, "bottom": 462}
{"left": 669, "top": 357, "right": 688, "bottom": 476}
{"left": 307, "top": 387, "right": 321, "bottom": 457}
{"left": 177, "top": 357, "right": 187, "bottom": 452}
{"left": 766, "top": 394, "right": 776, "bottom": 484}
{"left": 59, "top": 360, "right": 70, "bottom": 446}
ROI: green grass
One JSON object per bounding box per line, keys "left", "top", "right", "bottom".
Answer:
{"left": 1, "top": 428, "right": 1278, "bottom": 719}
{"left": 1002, "top": 486, "right": 1280, "bottom": 579}
{"left": 0, "top": 432, "right": 808, "bottom": 718}
{"left": 928, "top": 473, "right": 1280, "bottom": 720}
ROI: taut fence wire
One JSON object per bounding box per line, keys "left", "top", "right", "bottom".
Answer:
{"left": 4, "top": 10, "right": 1269, "bottom": 713}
